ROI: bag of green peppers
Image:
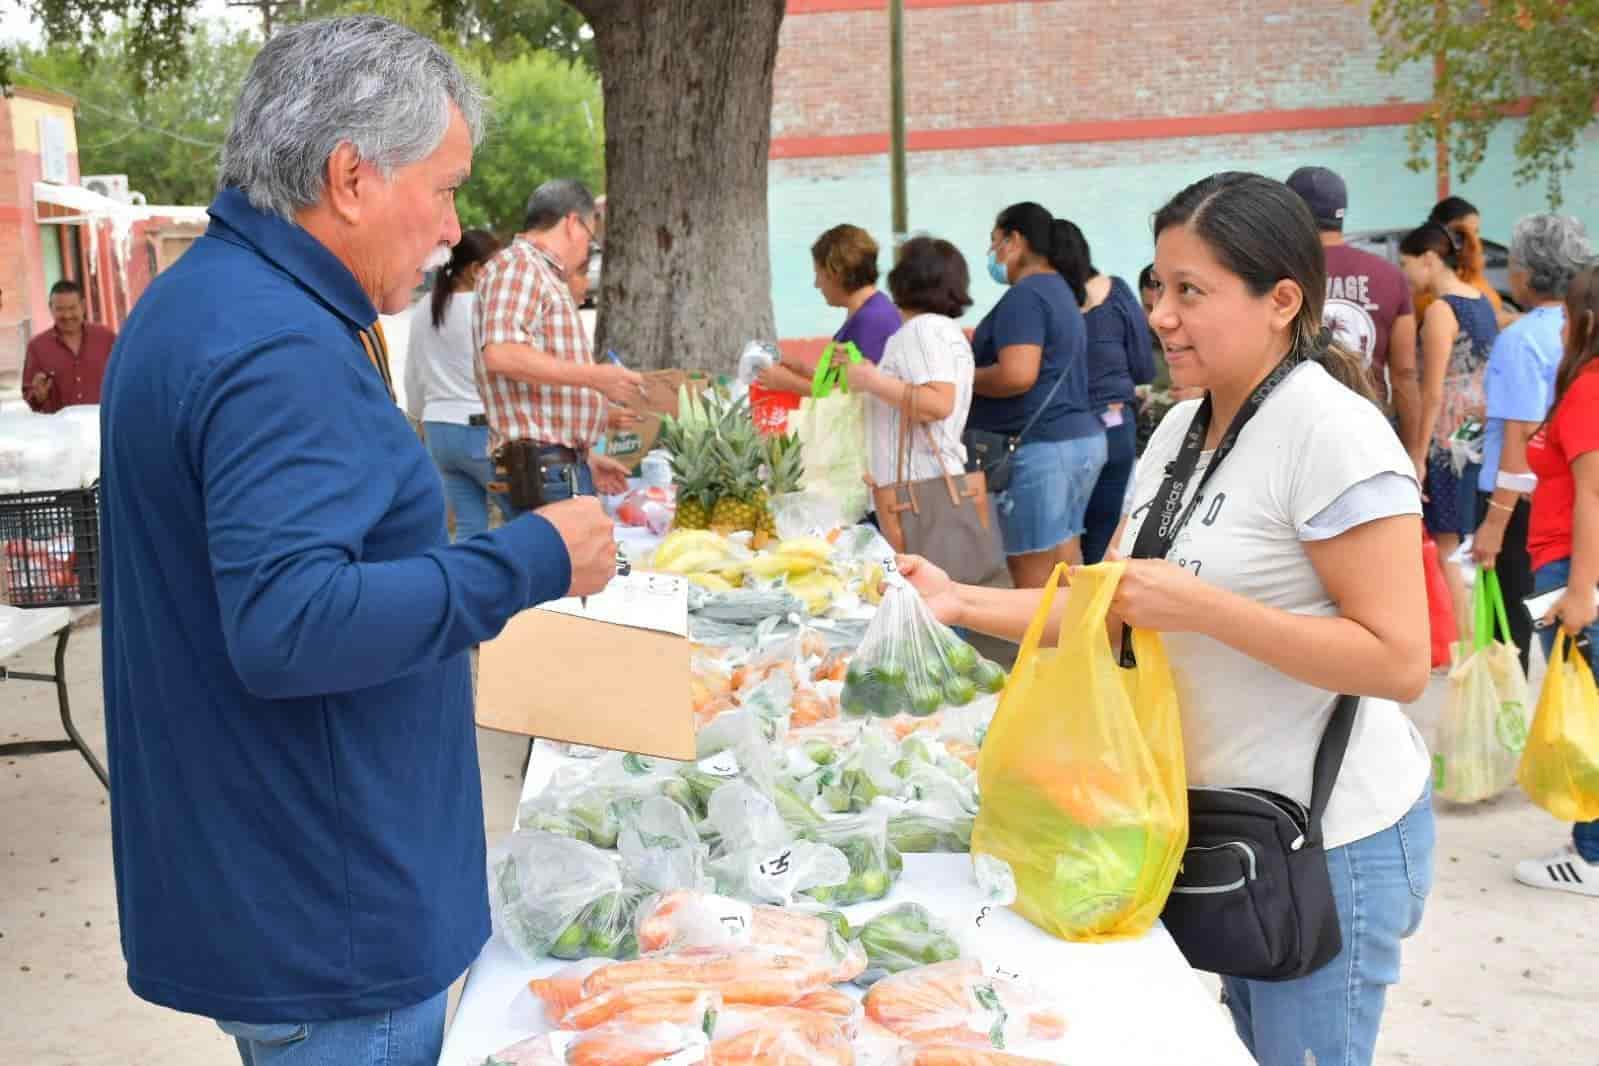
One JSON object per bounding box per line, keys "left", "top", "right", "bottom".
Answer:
{"left": 840, "top": 585, "right": 1007, "bottom": 720}
{"left": 487, "top": 830, "right": 627, "bottom": 963}
{"left": 800, "top": 810, "right": 902, "bottom": 906}
{"left": 853, "top": 902, "right": 964, "bottom": 987}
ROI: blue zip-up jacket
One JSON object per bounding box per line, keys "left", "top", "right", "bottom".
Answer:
{"left": 1084, "top": 276, "right": 1156, "bottom": 410}
{"left": 100, "top": 187, "right": 572, "bottom": 1023}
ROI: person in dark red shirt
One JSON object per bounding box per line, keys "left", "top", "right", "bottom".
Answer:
{"left": 22, "top": 279, "right": 116, "bottom": 413}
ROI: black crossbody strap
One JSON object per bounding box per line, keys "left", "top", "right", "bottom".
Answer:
{"left": 1305, "top": 694, "right": 1359, "bottom": 847}
{"left": 1009, "top": 363, "right": 1068, "bottom": 448}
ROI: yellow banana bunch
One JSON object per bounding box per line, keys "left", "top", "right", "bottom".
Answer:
{"left": 787, "top": 572, "right": 846, "bottom": 615}
{"left": 653, "top": 530, "right": 733, "bottom": 571}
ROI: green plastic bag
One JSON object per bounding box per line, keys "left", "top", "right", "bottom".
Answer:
{"left": 1434, "top": 569, "right": 1531, "bottom": 804}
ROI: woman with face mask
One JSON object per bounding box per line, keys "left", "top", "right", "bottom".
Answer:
{"left": 968, "top": 202, "right": 1106, "bottom": 587}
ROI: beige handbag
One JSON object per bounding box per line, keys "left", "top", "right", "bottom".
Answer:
{"left": 872, "top": 385, "right": 1008, "bottom": 587}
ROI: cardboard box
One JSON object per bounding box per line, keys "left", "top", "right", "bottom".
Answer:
{"left": 605, "top": 369, "right": 711, "bottom": 472}
{"left": 475, "top": 571, "right": 696, "bottom": 760}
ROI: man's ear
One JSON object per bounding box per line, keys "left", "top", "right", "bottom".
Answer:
{"left": 322, "top": 141, "right": 368, "bottom": 226}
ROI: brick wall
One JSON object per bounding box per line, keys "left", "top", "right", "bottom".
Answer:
{"left": 773, "top": 0, "right": 1431, "bottom": 142}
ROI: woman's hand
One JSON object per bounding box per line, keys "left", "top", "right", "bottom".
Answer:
{"left": 1545, "top": 586, "right": 1599, "bottom": 638}
{"left": 1471, "top": 516, "right": 1505, "bottom": 566}
{"left": 895, "top": 554, "right": 964, "bottom": 626}
{"left": 1101, "top": 557, "right": 1212, "bottom": 633}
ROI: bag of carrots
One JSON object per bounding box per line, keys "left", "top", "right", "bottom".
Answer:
{"left": 972, "top": 563, "right": 1187, "bottom": 942}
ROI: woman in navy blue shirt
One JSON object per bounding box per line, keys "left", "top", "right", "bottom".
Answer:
{"left": 1054, "top": 219, "right": 1157, "bottom": 562}
{"left": 970, "top": 202, "right": 1106, "bottom": 587}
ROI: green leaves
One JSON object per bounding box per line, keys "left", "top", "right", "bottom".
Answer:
{"left": 1369, "top": 0, "right": 1599, "bottom": 206}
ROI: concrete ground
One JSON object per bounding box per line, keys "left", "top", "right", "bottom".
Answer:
{"left": 1, "top": 623, "right": 1592, "bottom": 1066}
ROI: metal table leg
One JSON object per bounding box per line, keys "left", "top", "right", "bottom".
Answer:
{"left": 0, "top": 625, "right": 109, "bottom": 790}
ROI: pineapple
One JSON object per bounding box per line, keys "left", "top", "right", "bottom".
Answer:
{"left": 709, "top": 432, "right": 764, "bottom": 532}
{"left": 672, "top": 447, "right": 719, "bottom": 530}
{"left": 758, "top": 431, "right": 805, "bottom": 536}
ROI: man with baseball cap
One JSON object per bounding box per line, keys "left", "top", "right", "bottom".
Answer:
{"left": 1287, "top": 166, "right": 1421, "bottom": 475}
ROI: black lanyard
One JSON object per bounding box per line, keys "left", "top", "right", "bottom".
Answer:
{"left": 1120, "top": 350, "right": 1308, "bottom": 666}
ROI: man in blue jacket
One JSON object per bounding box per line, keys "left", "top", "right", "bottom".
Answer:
{"left": 99, "top": 16, "right": 618, "bottom": 1065}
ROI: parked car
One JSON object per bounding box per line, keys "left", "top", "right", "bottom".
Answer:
{"left": 1344, "top": 228, "right": 1519, "bottom": 311}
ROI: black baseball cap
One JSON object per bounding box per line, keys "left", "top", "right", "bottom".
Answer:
{"left": 1287, "top": 166, "right": 1348, "bottom": 230}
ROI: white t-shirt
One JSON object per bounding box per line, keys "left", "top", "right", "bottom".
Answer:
{"left": 1117, "top": 362, "right": 1431, "bottom": 849}
{"left": 866, "top": 314, "right": 974, "bottom": 486}
{"left": 404, "top": 293, "right": 485, "bottom": 425}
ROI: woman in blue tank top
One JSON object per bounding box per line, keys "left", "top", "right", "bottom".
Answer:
{"left": 1400, "top": 220, "right": 1501, "bottom": 639}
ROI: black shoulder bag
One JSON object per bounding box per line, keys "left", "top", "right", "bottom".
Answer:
{"left": 1125, "top": 352, "right": 1359, "bottom": 982}
{"left": 961, "top": 368, "right": 1067, "bottom": 495}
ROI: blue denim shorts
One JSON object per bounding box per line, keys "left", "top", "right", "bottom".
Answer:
{"left": 994, "top": 433, "right": 1108, "bottom": 556}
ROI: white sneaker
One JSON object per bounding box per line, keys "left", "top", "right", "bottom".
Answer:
{"left": 1514, "top": 845, "right": 1599, "bottom": 897}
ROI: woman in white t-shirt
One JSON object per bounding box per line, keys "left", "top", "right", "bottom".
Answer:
{"left": 404, "top": 229, "right": 503, "bottom": 539}
{"left": 900, "top": 173, "right": 1434, "bottom": 1066}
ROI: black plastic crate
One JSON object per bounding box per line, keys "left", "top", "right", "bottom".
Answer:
{"left": 0, "top": 484, "right": 100, "bottom": 607}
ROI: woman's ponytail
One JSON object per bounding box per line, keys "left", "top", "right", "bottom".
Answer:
{"left": 430, "top": 229, "right": 503, "bottom": 330}
{"left": 1300, "top": 324, "right": 1379, "bottom": 406}
{"left": 1047, "top": 218, "right": 1093, "bottom": 306}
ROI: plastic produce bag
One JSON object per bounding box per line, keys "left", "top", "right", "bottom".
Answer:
{"left": 634, "top": 890, "right": 864, "bottom": 982}
{"left": 972, "top": 563, "right": 1187, "bottom": 942}
{"left": 1518, "top": 634, "right": 1599, "bottom": 822}
{"left": 488, "top": 830, "right": 625, "bottom": 962}
{"left": 1434, "top": 569, "right": 1531, "bottom": 803}
{"left": 0, "top": 410, "right": 82, "bottom": 492}
{"left": 581, "top": 947, "right": 856, "bottom": 1005}
{"left": 800, "top": 811, "right": 900, "bottom": 906}
{"left": 790, "top": 343, "right": 870, "bottom": 525}
{"left": 705, "top": 783, "right": 852, "bottom": 906}
{"left": 710, "top": 1006, "right": 856, "bottom": 1066}
{"left": 853, "top": 903, "right": 964, "bottom": 987}
{"left": 842, "top": 586, "right": 1006, "bottom": 720}
{"left": 617, "top": 795, "right": 713, "bottom": 896}
{"left": 558, "top": 984, "right": 722, "bottom": 1032}
{"left": 862, "top": 958, "right": 1066, "bottom": 1050}
{"left": 561, "top": 1022, "right": 709, "bottom": 1066}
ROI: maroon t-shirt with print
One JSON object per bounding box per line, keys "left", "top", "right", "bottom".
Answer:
{"left": 1322, "top": 243, "right": 1414, "bottom": 377}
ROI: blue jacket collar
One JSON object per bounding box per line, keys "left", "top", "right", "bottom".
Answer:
{"left": 207, "top": 186, "right": 378, "bottom": 330}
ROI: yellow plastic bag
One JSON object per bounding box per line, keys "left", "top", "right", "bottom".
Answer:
{"left": 972, "top": 562, "right": 1188, "bottom": 941}
{"left": 1517, "top": 634, "right": 1599, "bottom": 822}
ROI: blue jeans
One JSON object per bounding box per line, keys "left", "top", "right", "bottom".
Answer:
{"left": 1082, "top": 412, "right": 1137, "bottom": 564}
{"left": 1222, "top": 786, "right": 1435, "bottom": 1066}
{"left": 424, "top": 421, "right": 508, "bottom": 539}
{"left": 1532, "top": 558, "right": 1599, "bottom": 862}
{"left": 217, "top": 990, "right": 446, "bottom": 1066}
{"left": 538, "top": 454, "right": 596, "bottom": 505}
{"left": 994, "top": 433, "right": 1108, "bottom": 556}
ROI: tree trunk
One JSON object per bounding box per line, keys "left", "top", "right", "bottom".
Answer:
{"left": 571, "top": 0, "right": 784, "bottom": 376}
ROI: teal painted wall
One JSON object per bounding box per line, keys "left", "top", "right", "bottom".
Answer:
{"left": 768, "top": 121, "right": 1599, "bottom": 339}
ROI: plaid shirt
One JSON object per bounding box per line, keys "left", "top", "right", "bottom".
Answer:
{"left": 473, "top": 237, "right": 605, "bottom": 450}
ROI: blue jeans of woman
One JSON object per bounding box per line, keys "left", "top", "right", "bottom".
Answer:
{"left": 993, "top": 433, "right": 1108, "bottom": 556}
{"left": 1532, "top": 557, "right": 1599, "bottom": 862}
{"left": 1221, "top": 786, "right": 1435, "bottom": 1066}
{"left": 1081, "top": 412, "right": 1137, "bottom": 564}
{"left": 424, "top": 421, "right": 507, "bottom": 540}
{"left": 217, "top": 989, "right": 446, "bottom": 1066}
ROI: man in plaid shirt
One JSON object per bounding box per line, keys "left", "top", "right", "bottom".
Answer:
{"left": 475, "top": 179, "right": 642, "bottom": 504}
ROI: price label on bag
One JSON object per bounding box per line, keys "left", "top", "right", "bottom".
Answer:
{"left": 758, "top": 848, "right": 794, "bottom": 878}
{"left": 710, "top": 898, "right": 755, "bottom": 941}
{"left": 698, "top": 750, "right": 741, "bottom": 778}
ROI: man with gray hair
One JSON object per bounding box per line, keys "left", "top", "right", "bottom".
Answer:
{"left": 98, "top": 17, "right": 618, "bottom": 1063}
{"left": 476, "top": 178, "right": 642, "bottom": 508}
{"left": 1469, "top": 212, "right": 1593, "bottom": 669}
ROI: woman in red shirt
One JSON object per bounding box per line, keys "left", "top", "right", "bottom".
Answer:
{"left": 1516, "top": 262, "right": 1599, "bottom": 897}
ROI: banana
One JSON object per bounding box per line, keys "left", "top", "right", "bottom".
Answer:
{"left": 750, "top": 554, "right": 817, "bottom": 580}
{"left": 688, "top": 573, "right": 735, "bottom": 593}
{"left": 654, "top": 530, "right": 730, "bottom": 570}
{"left": 660, "top": 548, "right": 734, "bottom": 574}
{"left": 773, "top": 537, "right": 834, "bottom": 565}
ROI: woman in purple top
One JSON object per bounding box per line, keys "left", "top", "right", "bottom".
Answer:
{"left": 762, "top": 224, "right": 901, "bottom": 394}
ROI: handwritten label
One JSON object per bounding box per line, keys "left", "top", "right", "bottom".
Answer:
{"left": 698, "top": 750, "right": 741, "bottom": 778}
{"left": 711, "top": 898, "right": 755, "bottom": 942}
{"left": 758, "top": 849, "right": 795, "bottom": 878}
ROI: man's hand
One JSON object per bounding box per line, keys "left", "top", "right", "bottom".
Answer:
{"left": 606, "top": 406, "right": 644, "bottom": 432}
{"left": 537, "top": 496, "right": 619, "bottom": 598}
{"left": 588, "top": 453, "right": 631, "bottom": 496}
{"left": 27, "top": 372, "right": 51, "bottom": 406}
{"left": 591, "top": 364, "right": 645, "bottom": 406}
